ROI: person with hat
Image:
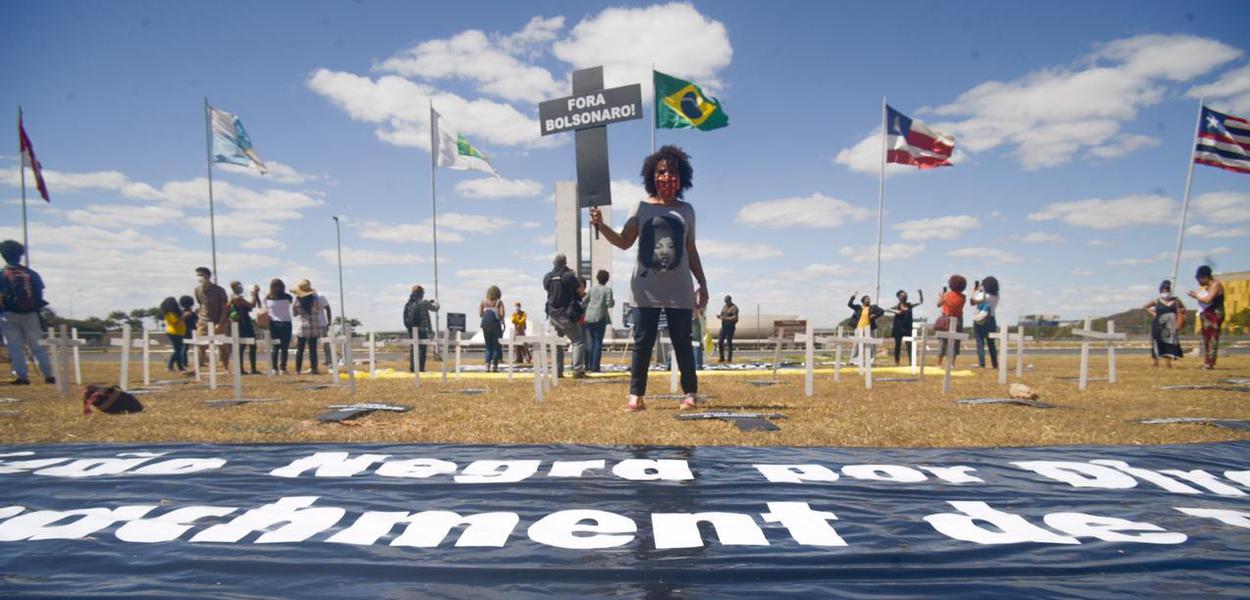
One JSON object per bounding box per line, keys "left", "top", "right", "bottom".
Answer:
{"left": 291, "top": 279, "right": 331, "bottom": 374}
{"left": 1188, "top": 265, "right": 1225, "bottom": 369}
{"left": 402, "top": 284, "right": 439, "bottom": 372}
{"left": 192, "top": 266, "right": 229, "bottom": 370}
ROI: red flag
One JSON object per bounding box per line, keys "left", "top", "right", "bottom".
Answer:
{"left": 18, "top": 115, "right": 50, "bottom": 202}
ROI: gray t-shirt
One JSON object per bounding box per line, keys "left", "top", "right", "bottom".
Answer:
{"left": 627, "top": 200, "right": 696, "bottom": 309}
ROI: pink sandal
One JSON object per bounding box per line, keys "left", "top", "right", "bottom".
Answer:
{"left": 679, "top": 394, "right": 698, "bottom": 410}
{"left": 624, "top": 395, "right": 645, "bottom": 412}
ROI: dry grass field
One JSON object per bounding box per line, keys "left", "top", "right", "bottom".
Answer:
{"left": 1, "top": 352, "right": 1248, "bottom": 448}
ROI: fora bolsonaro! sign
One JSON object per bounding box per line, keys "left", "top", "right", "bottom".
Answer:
{"left": 538, "top": 84, "right": 643, "bottom": 136}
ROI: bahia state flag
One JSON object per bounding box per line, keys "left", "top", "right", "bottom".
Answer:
{"left": 654, "top": 70, "right": 729, "bottom": 131}
{"left": 886, "top": 105, "right": 955, "bottom": 169}
{"left": 209, "top": 106, "right": 267, "bottom": 174}
{"left": 1195, "top": 105, "right": 1250, "bottom": 174}
{"left": 430, "top": 107, "right": 499, "bottom": 177}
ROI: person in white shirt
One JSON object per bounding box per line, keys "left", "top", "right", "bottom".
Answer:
{"left": 264, "top": 278, "right": 294, "bottom": 374}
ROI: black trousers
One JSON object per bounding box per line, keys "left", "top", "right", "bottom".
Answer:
{"left": 631, "top": 307, "right": 697, "bottom": 396}
{"left": 893, "top": 334, "right": 911, "bottom": 365}
{"left": 270, "top": 321, "right": 292, "bottom": 372}
{"left": 718, "top": 323, "right": 736, "bottom": 361}
{"left": 409, "top": 330, "right": 429, "bottom": 372}
{"left": 296, "top": 336, "right": 319, "bottom": 372}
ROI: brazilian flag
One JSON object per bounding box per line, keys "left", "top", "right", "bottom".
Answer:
{"left": 654, "top": 70, "right": 729, "bottom": 131}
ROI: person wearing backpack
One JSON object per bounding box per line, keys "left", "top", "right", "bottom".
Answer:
{"left": 479, "top": 285, "right": 505, "bottom": 372}
{"left": 0, "top": 240, "right": 54, "bottom": 385}
{"left": 403, "top": 284, "right": 439, "bottom": 372}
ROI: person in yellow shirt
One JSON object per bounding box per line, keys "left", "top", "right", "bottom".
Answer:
{"left": 847, "top": 292, "right": 884, "bottom": 367}
{"left": 160, "top": 296, "right": 186, "bottom": 372}
{"left": 511, "top": 302, "right": 531, "bottom": 365}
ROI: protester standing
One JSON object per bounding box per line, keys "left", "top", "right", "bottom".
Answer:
{"left": 159, "top": 296, "right": 186, "bottom": 372}
{"left": 179, "top": 295, "right": 196, "bottom": 370}
{"left": 543, "top": 254, "right": 586, "bottom": 378}
{"left": 229, "top": 281, "right": 261, "bottom": 374}
{"left": 590, "top": 145, "right": 708, "bottom": 411}
{"left": 0, "top": 241, "right": 53, "bottom": 385}
{"left": 717, "top": 295, "right": 738, "bottom": 363}
{"left": 511, "top": 302, "right": 531, "bottom": 365}
{"left": 970, "top": 277, "right": 1000, "bottom": 369}
{"left": 264, "top": 279, "right": 293, "bottom": 374}
{"left": 847, "top": 292, "right": 884, "bottom": 366}
{"left": 1145, "top": 280, "right": 1185, "bottom": 368}
{"left": 1188, "top": 265, "right": 1225, "bottom": 369}
{"left": 479, "top": 286, "right": 505, "bottom": 372}
{"left": 582, "top": 270, "right": 615, "bottom": 372}
{"left": 291, "top": 279, "right": 330, "bottom": 374}
{"left": 193, "top": 266, "right": 229, "bottom": 370}
{"left": 888, "top": 289, "right": 923, "bottom": 366}
{"left": 935, "top": 275, "right": 968, "bottom": 367}
{"left": 403, "top": 284, "right": 439, "bottom": 372}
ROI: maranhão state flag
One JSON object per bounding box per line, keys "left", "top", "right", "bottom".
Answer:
{"left": 886, "top": 105, "right": 955, "bottom": 169}
{"left": 18, "top": 114, "right": 50, "bottom": 202}
{"left": 1195, "top": 105, "right": 1250, "bottom": 174}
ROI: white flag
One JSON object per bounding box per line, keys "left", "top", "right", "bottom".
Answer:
{"left": 430, "top": 107, "right": 499, "bottom": 177}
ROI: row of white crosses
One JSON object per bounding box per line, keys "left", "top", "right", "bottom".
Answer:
{"left": 1072, "top": 318, "right": 1127, "bottom": 391}
{"left": 988, "top": 324, "right": 1036, "bottom": 385}
{"left": 795, "top": 325, "right": 887, "bottom": 393}
{"left": 109, "top": 327, "right": 160, "bottom": 391}
{"left": 515, "top": 322, "right": 563, "bottom": 402}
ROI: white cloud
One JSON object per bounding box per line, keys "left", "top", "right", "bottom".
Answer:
{"left": 242, "top": 238, "right": 287, "bottom": 251}
{"left": 1088, "top": 239, "right": 1115, "bottom": 246}
{"left": 532, "top": 233, "right": 556, "bottom": 247}
{"left": 696, "top": 239, "right": 783, "bottom": 260}
{"left": 357, "top": 220, "right": 465, "bottom": 244}
{"left": 1071, "top": 268, "right": 1096, "bottom": 276}
{"left": 1019, "top": 232, "right": 1065, "bottom": 243}
{"left": 1086, "top": 134, "right": 1160, "bottom": 159}
{"left": 735, "top": 193, "right": 872, "bottom": 229}
{"left": 1186, "top": 224, "right": 1249, "bottom": 239}
{"left": 316, "top": 246, "right": 429, "bottom": 267}
{"left": 376, "top": 25, "right": 565, "bottom": 104}
{"left": 929, "top": 34, "right": 1241, "bottom": 169}
{"left": 948, "top": 247, "right": 1022, "bottom": 264}
{"left": 306, "top": 69, "right": 557, "bottom": 151}
{"left": 552, "top": 2, "right": 733, "bottom": 99}
{"left": 1027, "top": 194, "right": 1176, "bottom": 229}
{"left": 610, "top": 179, "right": 648, "bottom": 215}
{"left": 437, "top": 212, "right": 517, "bottom": 234}
{"left": 1193, "top": 191, "right": 1250, "bottom": 223}
{"left": 500, "top": 16, "right": 566, "bottom": 56}
{"left": 1109, "top": 246, "right": 1230, "bottom": 266}
{"left": 0, "top": 167, "right": 163, "bottom": 200}
{"left": 65, "top": 204, "right": 184, "bottom": 229}
{"left": 839, "top": 243, "right": 925, "bottom": 262}
{"left": 1188, "top": 63, "right": 1250, "bottom": 114}
{"left": 454, "top": 177, "right": 543, "bottom": 199}
{"left": 892, "top": 215, "right": 981, "bottom": 241}
{"left": 217, "top": 161, "right": 323, "bottom": 185}
{"left": 520, "top": 221, "right": 541, "bottom": 229}
{"left": 187, "top": 213, "right": 285, "bottom": 238}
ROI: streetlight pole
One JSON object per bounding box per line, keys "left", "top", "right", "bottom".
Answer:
{"left": 332, "top": 216, "right": 347, "bottom": 331}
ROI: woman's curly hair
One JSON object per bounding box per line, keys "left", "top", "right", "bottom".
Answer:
{"left": 641, "top": 145, "right": 694, "bottom": 199}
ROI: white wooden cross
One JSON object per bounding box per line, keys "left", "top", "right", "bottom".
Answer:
{"left": 990, "top": 324, "right": 1037, "bottom": 384}
{"left": 139, "top": 328, "right": 164, "bottom": 387}
{"left": 933, "top": 319, "right": 971, "bottom": 394}
{"left": 69, "top": 327, "right": 85, "bottom": 385}
{"left": 796, "top": 326, "right": 887, "bottom": 390}
{"left": 342, "top": 322, "right": 356, "bottom": 395}
{"left": 227, "top": 321, "right": 256, "bottom": 401}
{"left": 904, "top": 321, "right": 931, "bottom": 375}
{"left": 361, "top": 332, "right": 382, "bottom": 379}
{"left": 324, "top": 326, "right": 348, "bottom": 382}
{"left": 1014, "top": 325, "right": 1035, "bottom": 378}
{"left": 407, "top": 328, "right": 441, "bottom": 389}
{"left": 661, "top": 338, "right": 700, "bottom": 393}
{"left": 250, "top": 331, "right": 277, "bottom": 377}
{"left": 41, "top": 325, "right": 74, "bottom": 397}
{"left": 109, "top": 328, "right": 135, "bottom": 391}
{"left": 1072, "top": 318, "right": 1127, "bottom": 391}
{"left": 516, "top": 322, "right": 562, "bottom": 402}
{"left": 192, "top": 322, "right": 233, "bottom": 391}
{"left": 501, "top": 335, "right": 522, "bottom": 382}
{"left": 453, "top": 331, "right": 465, "bottom": 380}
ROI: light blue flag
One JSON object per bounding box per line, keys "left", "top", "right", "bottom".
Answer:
{"left": 209, "top": 106, "right": 267, "bottom": 174}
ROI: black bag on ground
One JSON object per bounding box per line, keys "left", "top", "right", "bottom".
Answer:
{"left": 82, "top": 385, "right": 144, "bottom": 415}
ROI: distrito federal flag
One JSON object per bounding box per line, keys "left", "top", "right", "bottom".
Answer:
{"left": 1195, "top": 105, "right": 1250, "bottom": 174}
{"left": 886, "top": 105, "right": 955, "bottom": 169}
{"left": 209, "top": 106, "right": 267, "bottom": 174}
{"left": 18, "top": 114, "right": 50, "bottom": 202}
{"left": 430, "top": 107, "right": 499, "bottom": 177}
{"left": 654, "top": 70, "right": 729, "bottom": 131}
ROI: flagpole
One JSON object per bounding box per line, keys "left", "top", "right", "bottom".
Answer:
{"left": 1170, "top": 97, "right": 1204, "bottom": 287}
{"left": 429, "top": 101, "right": 442, "bottom": 338}
{"left": 18, "top": 106, "right": 29, "bottom": 267}
{"left": 203, "top": 97, "right": 219, "bottom": 284}
{"left": 874, "top": 96, "right": 887, "bottom": 303}
{"left": 651, "top": 64, "right": 657, "bottom": 152}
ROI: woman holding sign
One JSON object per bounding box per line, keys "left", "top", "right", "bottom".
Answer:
{"left": 590, "top": 145, "right": 708, "bottom": 412}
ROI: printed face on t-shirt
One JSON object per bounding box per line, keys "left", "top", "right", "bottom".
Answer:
{"left": 639, "top": 215, "right": 685, "bottom": 272}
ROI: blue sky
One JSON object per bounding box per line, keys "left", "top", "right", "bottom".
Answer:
{"left": 2, "top": 0, "right": 1248, "bottom": 330}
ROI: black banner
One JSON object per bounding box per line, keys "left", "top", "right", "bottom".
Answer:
{"left": 3, "top": 442, "right": 1250, "bottom": 597}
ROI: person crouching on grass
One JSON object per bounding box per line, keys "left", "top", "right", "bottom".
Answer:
{"left": 590, "top": 145, "right": 708, "bottom": 412}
